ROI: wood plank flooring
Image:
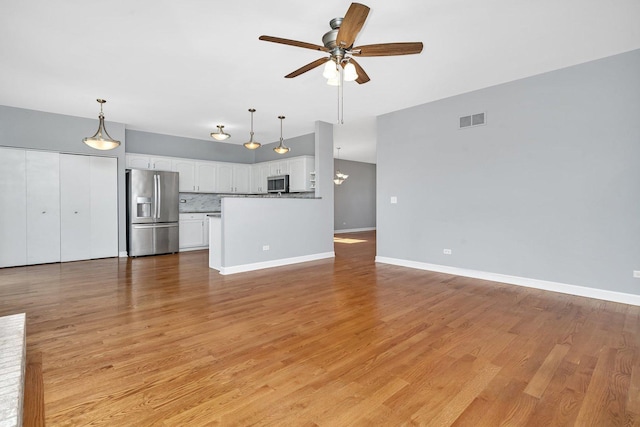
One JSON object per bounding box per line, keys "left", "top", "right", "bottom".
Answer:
{"left": 1, "top": 231, "right": 639, "bottom": 426}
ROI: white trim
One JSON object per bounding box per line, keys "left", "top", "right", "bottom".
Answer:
{"left": 216, "top": 252, "right": 335, "bottom": 275}
{"left": 118, "top": 251, "right": 128, "bottom": 258}
{"left": 334, "top": 227, "right": 376, "bottom": 234}
{"left": 179, "top": 246, "right": 208, "bottom": 252}
{"left": 375, "top": 256, "right": 640, "bottom": 306}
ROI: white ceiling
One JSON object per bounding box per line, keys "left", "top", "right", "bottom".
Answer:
{"left": 1, "top": 1, "right": 639, "bottom": 164}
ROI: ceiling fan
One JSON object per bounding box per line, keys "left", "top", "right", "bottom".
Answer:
{"left": 259, "top": 2, "right": 423, "bottom": 85}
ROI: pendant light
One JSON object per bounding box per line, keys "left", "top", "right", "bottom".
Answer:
{"left": 273, "top": 115, "right": 290, "bottom": 154}
{"left": 333, "top": 147, "right": 349, "bottom": 185}
{"left": 243, "top": 108, "right": 261, "bottom": 150}
{"left": 211, "top": 125, "right": 230, "bottom": 141}
{"left": 83, "top": 99, "right": 120, "bottom": 150}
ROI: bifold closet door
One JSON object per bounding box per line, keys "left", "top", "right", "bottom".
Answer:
{"left": 0, "top": 147, "right": 27, "bottom": 267}
{"left": 60, "top": 154, "right": 92, "bottom": 262}
{"left": 26, "top": 151, "right": 61, "bottom": 264}
{"left": 90, "top": 156, "right": 118, "bottom": 259}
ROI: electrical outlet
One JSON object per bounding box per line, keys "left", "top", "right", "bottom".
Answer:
{"left": 443, "top": 249, "right": 452, "bottom": 255}
{"left": 634, "top": 271, "right": 640, "bottom": 278}
{"left": 390, "top": 196, "right": 398, "bottom": 204}
{"left": 262, "top": 245, "right": 269, "bottom": 251}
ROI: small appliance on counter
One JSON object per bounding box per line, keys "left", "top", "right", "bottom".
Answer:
{"left": 126, "top": 169, "right": 179, "bottom": 256}
{"left": 267, "top": 174, "right": 289, "bottom": 193}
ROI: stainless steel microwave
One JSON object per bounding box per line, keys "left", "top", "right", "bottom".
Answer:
{"left": 267, "top": 175, "right": 289, "bottom": 193}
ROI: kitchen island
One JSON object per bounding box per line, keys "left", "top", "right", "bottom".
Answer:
{"left": 207, "top": 196, "right": 333, "bottom": 275}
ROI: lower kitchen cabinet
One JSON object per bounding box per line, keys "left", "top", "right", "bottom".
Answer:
{"left": 179, "top": 213, "right": 209, "bottom": 251}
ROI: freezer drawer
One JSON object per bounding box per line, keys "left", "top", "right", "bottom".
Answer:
{"left": 129, "top": 223, "right": 179, "bottom": 256}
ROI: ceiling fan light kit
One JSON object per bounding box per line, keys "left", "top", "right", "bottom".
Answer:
{"left": 259, "top": 2, "right": 423, "bottom": 123}
{"left": 83, "top": 99, "right": 121, "bottom": 150}
{"left": 210, "top": 125, "right": 230, "bottom": 141}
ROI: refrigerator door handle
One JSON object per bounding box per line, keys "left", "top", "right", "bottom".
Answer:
{"left": 154, "top": 174, "right": 159, "bottom": 219}
{"left": 157, "top": 174, "right": 162, "bottom": 218}
{"left": 132, "top": 223, "right": 177, "bottom": 229}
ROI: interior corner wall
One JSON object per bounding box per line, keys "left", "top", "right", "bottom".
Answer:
{"left": 377, "top": 49, "right": 640, "bottom": 296}
{"left": 334, "top": 159, "right": 376, "bottom": 231}
{"left": 0, "top": 105, "right": 127, "bottom": 253}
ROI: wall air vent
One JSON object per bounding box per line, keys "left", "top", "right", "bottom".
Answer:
{"left": 459, "top": 112, "right": 486, "bottom": 129}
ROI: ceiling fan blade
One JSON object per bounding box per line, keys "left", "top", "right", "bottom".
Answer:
{"left": 285, "top": 57, "right": 330, "bottom": 78}
{"left": 336, "top": 3, "right": 370, "bottom": 48}
{"left": 352, "top": 42, "right": 424, "bottom": 57}
{"left": 348, "top": 58, "right": 370, "bottom": 84}
{"left": 259, "top": 35, "right": 329, "bottom": 52}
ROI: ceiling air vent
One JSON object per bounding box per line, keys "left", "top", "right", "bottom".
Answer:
{"left": 459, "top": 112, "right": 486, "bottom": 129}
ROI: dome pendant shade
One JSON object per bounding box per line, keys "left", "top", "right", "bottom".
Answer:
{"left": 273, "top": 115, "right": 290, "bottom": 154}
{"left": 244, "top": 108, "right": 261, "bottom": 150}
{"left": 83, "top": 99, "right": 120, "bottom": 150}
{"left": 211, "top": 125, "right": 230, "bottom": 141}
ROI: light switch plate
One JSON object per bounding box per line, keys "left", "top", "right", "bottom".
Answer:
{"left": 390, "top": 196, "right": 398, "bottom": 204}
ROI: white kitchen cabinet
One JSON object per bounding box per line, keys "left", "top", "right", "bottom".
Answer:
{"left": 216, "top": 163, "right": 251, "bottom": 193}
{"left": 233, "top": 164, "right": 251, "bottom": 193}
{"left": 179, "top": 213, "right": 207, "bottom": 250}
{"left": 26, "top": 151, "right": 60, "bottom": 265}
{"left": 126, "top": 154, "right": 173, "bottom": 171}
{"left": 196, "top": 162, "right": 217, "bottom": 192}
{"left": 251, "top": 163, "right": 270, "bottom": 193}
{"left": 288, "top": 155, "right": 314, "bottom": 192}
{"left": 60, "top": 154, "right": 118, "bottom": 262}
{"left": 269, "top": 160, "right": 289, "bottom": 176}
{"left": 216, "top": 163, "right": 233, "bottom": 193}
{"left": 173, "top": 158, "right": 197, "bottom": 192}
{"left": 0, "top": 148, "right": 27, "bottom": 268}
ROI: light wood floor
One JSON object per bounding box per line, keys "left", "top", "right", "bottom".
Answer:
{"left": 1, "top": 231, "right": 639, "bottom": 426}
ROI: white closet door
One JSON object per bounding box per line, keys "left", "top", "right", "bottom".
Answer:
{"left": 26, "top": 151, "right": 60, "bottom": 264}
{"left": 90, "top": 156, "right": 118, "bottom": 259}
{"left": 0, "top": 148, "right": 27, "bottom": 267}
{"left": 60, "top": 154, "right": 91, "bottom": 262}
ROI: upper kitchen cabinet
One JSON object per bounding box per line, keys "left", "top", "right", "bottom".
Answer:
{"left": 173, "top": 158, "right": 197, "bottom": 192}
{"left": 172, "top": 159, "right": 216, "bottom": 193}
{"left": 196, "top": 161, "right": 217, "bottom": 192}
{"left": 251, "top": 163, "right": 270, "bottom": 194}
{"left": 0, "top": 147, "right": 27, "bottom": 268}
{"left": 126, "top": 154, "right": 173, "bottom": 171}
{"left": 269, "top": 161, "right": 289, "bottom": 176}
{"left": 217, "top": 163, "right": 251, "bottom": 193}
{"left": 288, "top": 155, "right": 314, "bottom": 192}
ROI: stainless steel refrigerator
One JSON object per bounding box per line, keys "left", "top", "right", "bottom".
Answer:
{"left": 126, "top": 169, "right": 179, "bottom": 256}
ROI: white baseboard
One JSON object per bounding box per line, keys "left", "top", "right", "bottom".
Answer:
{"left": 118, "top": 251, "right": 128, "bottom": 258}
{"left": 218, "top": 252, "right": 335, "bottom": 275}
{"left": 375, "top": 256, "right": 640, "bottom": 306}
{"left": 179, "top": 246, "right": 208, "bottom": 252}
{"left": 334, "top": 227, "right": 376, "bottom": 234}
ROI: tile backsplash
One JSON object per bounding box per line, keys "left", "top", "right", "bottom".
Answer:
{"left": 179, "top": 193, "right": 221, "bottom": 212}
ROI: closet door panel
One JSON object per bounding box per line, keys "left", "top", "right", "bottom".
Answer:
{"left": 26, "top": 151, "right": 60, "bottom": 264}
{"left": 60, "top": 154, "right": 91, "bottom": 262}
{"left": 0, "top": 148, "right": 27, "bottom": 267}
{"left": 90, "top": 156, "right": 118, "bottom": 259}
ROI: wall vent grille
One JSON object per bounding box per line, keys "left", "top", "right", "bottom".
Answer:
{"left": 459, "top": 112, "right": 486, "bottom": 129}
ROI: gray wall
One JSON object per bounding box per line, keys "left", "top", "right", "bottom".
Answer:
{"left": 0, "top": 105, "right": 127, "bottom": 253}
{"left": 334, "top": 159, "right": 376, "bottom": 232}
{"left": 377, "top": 49, "right": 640, "bottom": 295}
{"left": 253, "top": 133, "right": 315, "bottom": 163}
{"left": 126, "top": 129, "right": 254, "bottom": 163}
{"left": 127, "top": 129, "right": 314, "bottom": 164}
